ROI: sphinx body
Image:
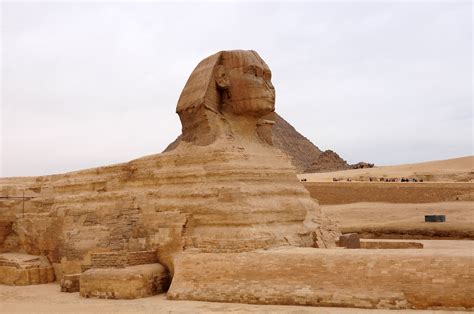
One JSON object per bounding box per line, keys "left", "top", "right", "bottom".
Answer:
{"left": 0, "top": 50, "right": 339, "bottom": 275}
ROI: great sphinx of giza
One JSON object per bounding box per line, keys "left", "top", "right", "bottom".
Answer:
{"left": 1, "top": 51, "right": 472, "bottom": 310}
{"left": 0, "top": 50, "right": 339, "bottom": 277}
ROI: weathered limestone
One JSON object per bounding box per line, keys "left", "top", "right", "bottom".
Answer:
{"left": 168, "top": 248, "right": 474, "bottom": 310}
{"left": 337, "top": 233, "right": 361, "bottom": 248}
{"left": 0, "top": 50, "right": 470, "bottom": 310}
{"left": 0, "top": 50, "right": 338, "bottom": 277}
{"left": 0, "top": 253, "right": 55, "bottom": 285}
{"left": 360, "top": 240, "right": 424, "bottom": 249}
{"left": 72, "top": 250, "right": 168, "bottom": 299}
{"left": 85, "top": 250, "right": 157, "bottom": 269}
{"left": 80, "top": 264, "right": 170, "bottom": 299}
{"left": 60, "top": 273, "right": 80, "bottom": 292}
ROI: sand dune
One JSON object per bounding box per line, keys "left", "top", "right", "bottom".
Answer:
{"left": 299, "top": 156, "right": 474, "bottom": 182}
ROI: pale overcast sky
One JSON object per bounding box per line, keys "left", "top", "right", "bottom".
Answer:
{"left": 1, "top": 1, "right": 472, "bottom": 177}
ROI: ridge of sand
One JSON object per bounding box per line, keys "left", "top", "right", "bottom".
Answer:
{"left": 299, "top": 156, "right": 474, "bottom": 182}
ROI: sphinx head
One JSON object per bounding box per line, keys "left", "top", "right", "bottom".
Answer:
{"left": 176, "top": 50, "right": 275, "bottom": 145}
{"left": 217, "top": 50, "right": 275, "bottom": 116}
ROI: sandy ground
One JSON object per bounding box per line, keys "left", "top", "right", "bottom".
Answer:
{"left": 0, "top": 284, "right": 456, "bottom": 314}
{"left": 298, "top": 156, "right": 474, "bottom": 182}
{"left": 322, "top": 201, "right": 474, "bottom": 238}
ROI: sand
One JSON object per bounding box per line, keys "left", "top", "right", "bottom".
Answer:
{"left": 298, "top": 156, "right": 474, "bottom": 182}
{"left": 322, "top": 201, "right": 474, "bottom": 239}
{"left": 0, "top": 282, "right": 446, "bottom": 313}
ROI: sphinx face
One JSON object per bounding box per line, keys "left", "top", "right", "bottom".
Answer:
{"left": 221, "top": 51, "right": 275, "bottom": 117}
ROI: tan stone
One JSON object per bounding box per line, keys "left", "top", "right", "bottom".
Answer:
{"left": 0, "top": 253, "right": 55, "bottom": 285}
{"left": 337, "top": 233, "right": 361, "bottom": 248}
{"left": 0, "top": 50, "right": 339, "bottom": 275}
{"left": 60, "top": 273, "right": 81, "bottom": 292}
{"left": 80, "top": 264, "right": 169, "bottom": 299}
{"left": 168, "top": 248, "right": 473, "bottom": 310}
{"left": 360, "top": 240, "right": 423, "bottom": 249}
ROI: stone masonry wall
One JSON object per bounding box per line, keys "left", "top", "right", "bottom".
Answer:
{"left": 90, "top": 253, "right": 127, "bottom": 269}
{"left": 168, "top": 248, "right": 473, "bottom": 310}
{"left": 89, "top": 251, "right": 156, "bottom": 269}
{"left": 126, "top": 251, "right": 156, "bottom": 266}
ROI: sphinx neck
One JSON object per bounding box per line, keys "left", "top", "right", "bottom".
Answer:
{"left": 222, "top": 112, "right": 261, "bottom": 143}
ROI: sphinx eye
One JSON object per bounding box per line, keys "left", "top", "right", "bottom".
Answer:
{"left": 245, "top": 66, "right": 257, "bottom": 76}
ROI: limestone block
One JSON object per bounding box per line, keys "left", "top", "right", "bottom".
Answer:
{"left": 168, "top": 248, "right": 474, "bottom": 310}
{"left": 80, "top": 263, "right": 169, "bottom": 299}
{"left": 360, "top": 240, "right": 423, "bottom": 249}
{"left": 88, "top": 250, "right": 157, "bottom": 269}
{"left": 337, "top": 233, "right": 360, "bottom": 248}
{"left": 60, "top": 273, "right": 81, "bottom": 292}
{"left": 90, "top": 252, "right": 127, "bottom": 268}
{"left": 0, "top": 253, "right": 55, "bottom": 285}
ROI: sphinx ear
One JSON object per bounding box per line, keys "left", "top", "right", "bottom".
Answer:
{"left": 215, "top": 65, "right": 230, "bottom": 90}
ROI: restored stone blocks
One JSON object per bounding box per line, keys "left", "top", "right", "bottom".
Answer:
{"left": 90, "top": 252, "right": 127, "bottom": 268}
{"left": 126, "top": 250, "right": 156, "bottom": 266}
{"left": 80, "top": 263, "right": 169, "bottom": 299}
{"left": 168, "top": 248, "right": 473, "bottom": 310}
{"left": 360, "top": 240, "right": 423, "bottom": 249}
{"left": 88, "top": 250, "right": 157, "bottom": 269}
{"left": 0, "top": 253, "right": 55, "bottom": 285}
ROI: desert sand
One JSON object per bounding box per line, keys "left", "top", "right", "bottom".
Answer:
{"left": 298, "top": 156, "right": 474, "bottom": 182}
{"left": 300, "top": 157, "right": 473, "bottom": 239}
{"left": 0, "top": 282, "right": 467, "bottom": 314}
{"left": 321, "top": 201, "right": 474, "bottom": 239}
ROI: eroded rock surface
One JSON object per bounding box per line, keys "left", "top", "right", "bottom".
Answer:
{"left": 0, "top": 253, "right": 55, "bottom": 285}
{"left": 0, "top": 50, "right": 339, "bottom": 276}
{"left": 165, "top": 112, "right": 351, "bottom": 173}
{"left": 80, "top": 263, "right": 169, "bottom": 299}
{"left": 168, "top": 248, "right": 474, "bottom": 310}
